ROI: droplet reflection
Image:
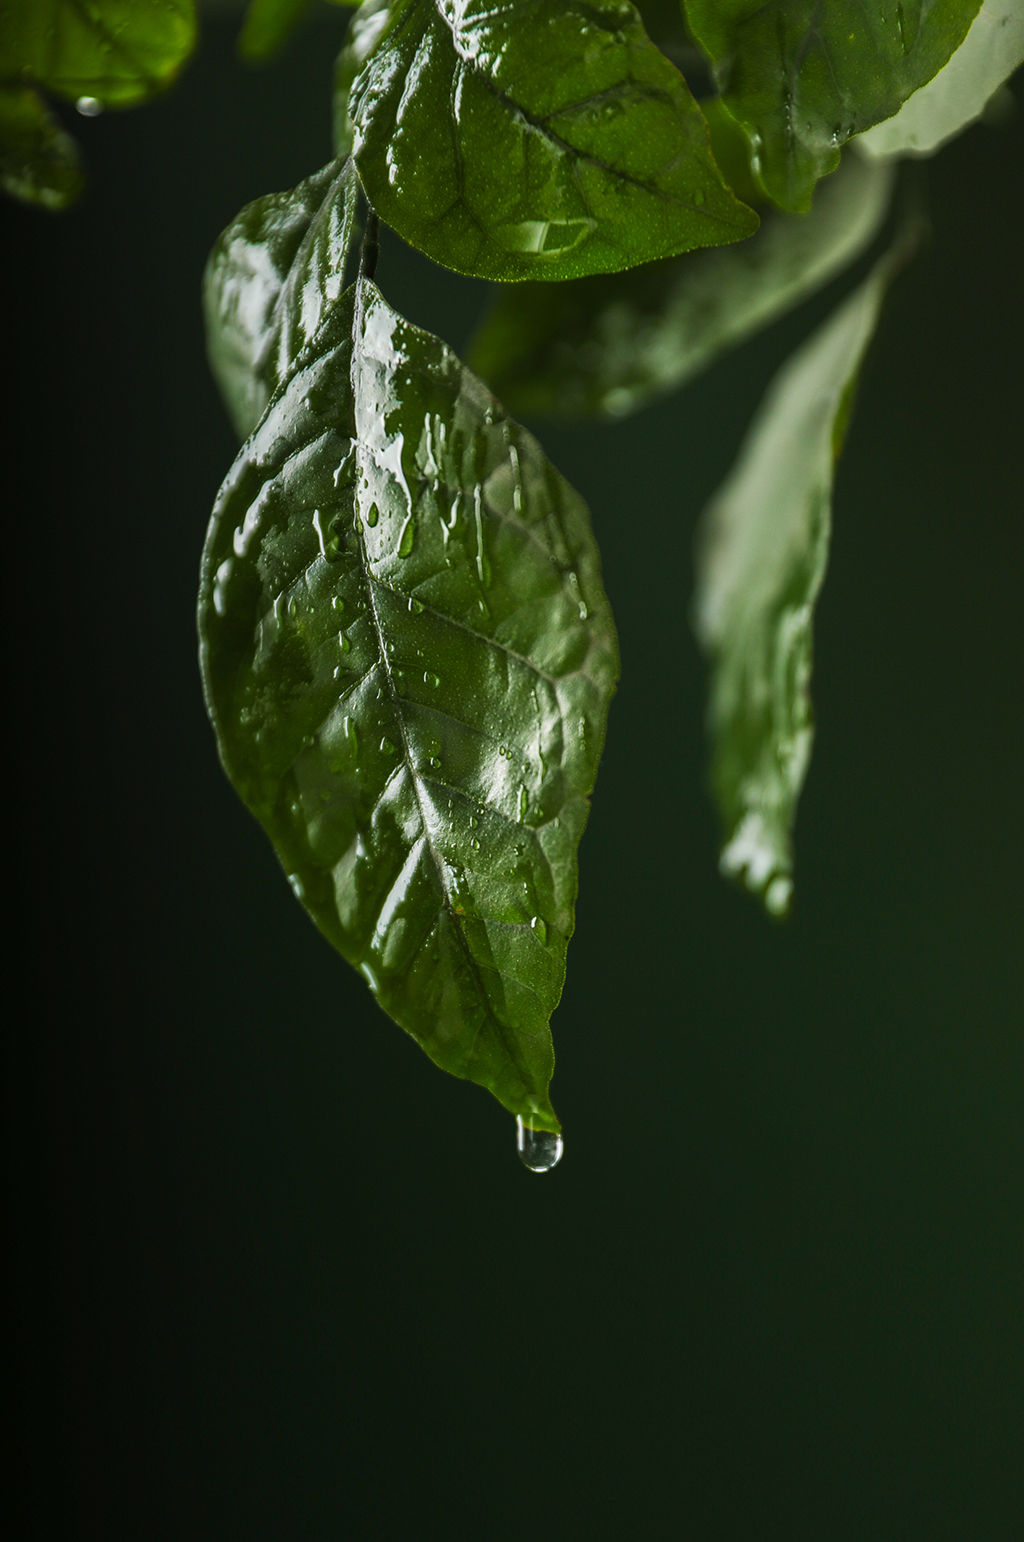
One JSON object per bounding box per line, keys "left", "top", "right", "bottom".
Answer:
{"left": 516, "top": 1117, "right": 563, "bottom": 1173}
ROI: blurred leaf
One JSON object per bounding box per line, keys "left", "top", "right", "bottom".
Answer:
{"left": 469, "top": 150, "right": 893, "bottom": 419}
{"left": 857, "top": 0, "right": 1024, "bottom": 159}
{"left": 199, "top": 275, "right": 618, "bottom": 1130}
{"left": 692, "top": 219, "right": 918, "bottom": 914}
{"left": 0, "top": 85, "right": 84, "bottom": 210}
{"left": 684, "top": 0, "right": 981, "bottom": 209}
{"left": 0, "top": 0, "right": 197, "bottom": 109}
{"left": 204, "top": 158, "right": 358, "bottom": 440}
{"left": 339, "top": 0, "right": 757, "bottom": 281}
{"left": 239, "top": 0, "right": 315, "bottom": 62}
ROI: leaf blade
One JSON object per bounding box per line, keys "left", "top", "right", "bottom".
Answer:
{"left": 0, "top": 0, "right": 197, "bottom": 109}
{"left": 0, "top": 86, "right": 84, "bottom": 210}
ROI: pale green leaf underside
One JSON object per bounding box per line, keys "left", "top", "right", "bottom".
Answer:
{"left": 685, "top": 0, "right": 982, "bottom": 209}
{"left": 199, "top": 279, "right": 619, "bottom": 1129}
{"left": 343, "top": 0, "right": 757, "bottom": 281}
{"left": 857, "top": 0, "right": 1024, "bottom": 159}
{"left": 693, "top": 225, "right": 916, "bottom": 914}
{"left": 469, "top": 150, "right": 894, "bottom": 420}
{"left": 0, "top": 0, "right": 197, "bottom": 109}
{"left": 0, "top": 85, "right": 83, "bottom": 209}
{"left": 204, "top": 158, "right": 359, "bottom": 441}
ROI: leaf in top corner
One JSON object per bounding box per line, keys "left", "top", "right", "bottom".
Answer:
{"left": 469, "top": 150, "right": 893, "bottom": 419}
{"left": 0, "top": 86, "right": 84, "bottom": 210}
{"left": 204, "top": 158, "right": 359, "bottom": 441}
{"left": 199, "top": 276, "right": 619, "bottom": 1131}
{"left": 0, "top": 0, "right": 198, "bottom": 109}
{"left": 336, "top": 0, "right": 757, "bottom": 281}
{"left": 684, "top": 0, "right": 982, "bottom": 209}
{"left": 239, "top": 0, "right": 315, "bottom": 63}
{"left": 692, "top": 223, "right": 918, "bottom": 915}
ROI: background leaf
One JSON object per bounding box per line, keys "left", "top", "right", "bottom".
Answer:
{"left": 469, "top": 150, "right": 893, "bottom": 419}
{"left": 857, "top": 0, "right": 1024, "bottom": 159}
{"left": 684, "top": 0, "right": 981, "bottom": 209}
{"left": 341, "top": 0, "right": 757, "bottom": 281}
{"left": 240, "top": 0, "right": 316, "bottom": 63}
{"left": 692, "top": 219, "right": 918, "bottom": 914}
{"left": 199, "top": 277, "right": 619, "bottom": 1130}
{"left": 0, "top": 0, "right": 197, "bottom": 109}
{"left": 204, "top": 157, "right": 358, "bottom": 441}
{"left": 0, "top": 85, "right": 84, "bottom": 210}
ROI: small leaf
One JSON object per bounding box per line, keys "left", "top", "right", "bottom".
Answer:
{"left": 0, "top": 86, "right": 84, "bottom": 211}
{"left": 469, "top": 150, "right": 893, "bottom": 419}
{"left": 857, "top": 0, "right": 1024, "bottom": 160}
{"left": 204, "top": 158, "right": 359, "bottom": 440}
{"left": 199, "top": 276, "right": 619, "bottom": 1130}
{"left": 239, "top": 0, "right": 315, "bottom": 63}
{"left": 0, "top": 0, "right": 197, "bottom": 110}
{"left": 692, "top": 220, "right": 919, "bottom": 915}
{"left": 684, "top": 0, "right": 982, "bottom": 209}
{"left": 339, "top": 0, "right": 757, "bottom": 281}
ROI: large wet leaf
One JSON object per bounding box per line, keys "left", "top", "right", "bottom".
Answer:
{"left": 199, "top": 277, "right": 619, "bottom": 1131}
{"left": 204, "top": 158, "right": 359, "bottom": 441}
{"left": 684, "top": 0, "right": 981, "bottom": 209}
{"left": 469, "top": 150, "right": 893, "bottom": 419}
{"left": 693, "top": 224, "right": 916, "bottom": 915}
{"left": 0, "top": 86, "right": 83, "bottom": 210}
{"left": 857, "top": 0, "right": 1024, "bottom": 159}
{"left": 339, "top": 0, "right": 757, "bottom": 281}
{"left": 0, "top": 0, "right": 197, "bottom": 109}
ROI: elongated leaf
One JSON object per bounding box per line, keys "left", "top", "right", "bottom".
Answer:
{"left": 0, "top": 86, "right": 84, "bottom": 210}
{"left": 339, "top": 0, "right": 757, "bottom": 281}
{"left": 693, "top": 224, "right": 916, "bottom": 915}
{"left": 199, "top": 276, "right": 619, "bottom": 1131}
{"left": 0, "top": 0, "right": 197, "bottom": 109}
{"left": 685, "top": 0, "right": 981, "bottom": 209}
{"left": 204, "top": 158, "right": 359, "bottom": 441}
{"left": 469, "top": 150, "right": 893, "bottom": 419}
{"left": 858, "top": 0, "right": 1024, "bottom": 159}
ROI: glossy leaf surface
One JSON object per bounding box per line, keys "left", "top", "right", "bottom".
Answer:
{"left": 204, "top": 158, "right": 358, "bottom": 441}
{"left": 469, "top": 151, "right": 892, "bottom": 419}
{"left": 858, "top": 0, "right": 1024, "bottom": 159}
{"left": 199, "top": 278, "right": 618, "bottom": 1130}
{"left": 693, "top": 227, "right": 915, "bottom": 914}
{"left": 0, "top": 0, "right": 197, "bottom": 108}
{"left": 685, "top": 0, "right": 981, "bottom": 209}
{"left": 341, "top": 0, "right": 757, "bottom": 281}
{"left": 0, "top": 86, "right": 83, "bottom": 210}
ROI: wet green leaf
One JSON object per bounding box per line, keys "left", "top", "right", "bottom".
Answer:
{"left": 0, "top": 0, "right": 197, "bottom": 109}
{"left": 204, "top": 158, "right": 359, "bottom": 441}
{"left": 857, "top": 0, "right": 1024, "bottom": 159}
{"left": 0, "top": 85, "right": 84, "bottom": 210}
{"left": 684, "top": 0, "right": 981, "bottom": 209}
{"left": 339, "top": 0, "right": 757, "bottom": 281}
{"left": 469, "top": 150, "right": 893, "bottom": 419}
{"left": 199, "top": 275, "right": 618, "bottom": 1131}
{"left": 692, "top": 221, "right": 917, "bottom": 914}
{"left": 240, "top": 0, "right": 315, "bottom": 62}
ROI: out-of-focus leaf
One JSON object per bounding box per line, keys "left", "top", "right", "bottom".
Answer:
{"left": 338, "top": 0, "right": 757, "bottom": 282}
{"left": 858, "top": 0, "right": 1024, "bottom": 159}
{"left": 0, "top": 86, "right": 84, "bottom": 210}
{"left": 693, "top": 221, "right": 917, "bottom": 914}
{"left": 204, "top": 158, "right": 358, "bottom": 441}
{"left": 684, "top": 0, "right": 981, "bottom": 209}
{"left": 0, "top": 0, "right": 197, "bottom": 109}
{"left": 469, "top": 151, "right": 893, "bottom": 420}
{"left": 199, "top": 276, "right": 618, "bottom": 1131}
{"left": 239, "top": 0, "right": 315, "bottom": 62}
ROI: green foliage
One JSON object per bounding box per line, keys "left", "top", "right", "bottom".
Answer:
{"left": 0, "top": 0, "right": 197, "bottom": 108}
{"left": 0, "top": 86, "right": 83, "bottom": 210}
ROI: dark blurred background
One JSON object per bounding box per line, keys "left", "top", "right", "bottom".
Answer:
{"left": 5, "top": 12, "right": 1021, "bottom": 1538}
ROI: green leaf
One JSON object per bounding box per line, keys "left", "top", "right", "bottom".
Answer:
{"left": 199, "top": 274, "right": 619, "bottom": 1131}
{"left": 857, "top": 0, "right": 1024, "bottom": 159}
{"left": 692, "top": 220, "right": 918, "bottom": 915}
{"left": 684, "top": 0, "right": 982, "bottom": 209}
{"left": 469, "top": 149, "right": 893, "bottom": 419}
{"left": 339, "top": 0, "right": 757, "bottom": 281}
{"left": 204, "top": 158, "right": 359, "bottom": 441}
{"left": 239, "top": 0, "right": 315, "bottom": 63}
{"left": 0, "top": 0, "right": 197, "bottom": 109}
{"left": 0, "top": 85, "right": 84, "bottom": 210}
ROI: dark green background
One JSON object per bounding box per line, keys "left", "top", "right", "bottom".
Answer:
{"left": 6, "top": 15, "right": 1021, "bottom": 1538}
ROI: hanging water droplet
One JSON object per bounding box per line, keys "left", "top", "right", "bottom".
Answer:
{"left": 516, "top": 1118, "right": 563, "bottom": 1173}
{"left": 530, "top": 915, "right": 547, "bottom": 945}
{"left": 288, "top": 873, "right": 305, "bottom": 901}
{"left": 76, "top": 96, "right": 103, "bottom": 116}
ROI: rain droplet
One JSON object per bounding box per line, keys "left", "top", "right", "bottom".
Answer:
{"left": 76, "top": 96, "right": 103, "bottom": 116}
{"left": 516, "top": 1118, "right": 563, "bottom": 1173}
{"left": 339, "top": 632, "right": 351, "bottom": 653}
{"left": 397, "top": 513, "right": 416, "bottom": 557}
{"left": 365, "top": 502, "right": 379, "bottom": 528}
{"left": 408, "top": 596, "right": 424, "bottom": 613}
{"left": 530, "top": 916, "right": 547, "bottom": 945}
{"left": 332, "top": 595, "right": 345, "bottom": 613}
{"left": 380, "top": 737, "right": 396, "bottom": 755}
{"left": 424, "top": 671, "right": 440, "bottom": 689}
{"left": 518, "top": 785, "right": 529, "bottom": 821}
{"left": 288, "top": 874, "right": 305, "bottom": 901}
